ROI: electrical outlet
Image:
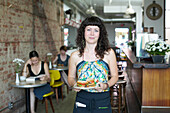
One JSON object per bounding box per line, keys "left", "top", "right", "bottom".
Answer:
{"left": 8, "top": 102, "right": 14, "bottom": 109}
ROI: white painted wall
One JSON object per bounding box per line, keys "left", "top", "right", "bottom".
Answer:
{"left": 144, "top": 0, "right": 164, "bottom": 39}
{"left": 165, "top": 0, "right": 170, "bottom": 45}
{"left": 135, "top": 6, "right": 143, "bottom": 33}
{"left": 65, "top": 25, "right": 77, "bottom": 47}
{"left": 105, "top": 23, "right": 135, "bottom": 47}
{"left": 66, "top": 22, "right": 134, "bottom": 47}
{"left": 64, "top": 0, "right": 165, "bottom": 47}
{"left": 104, "top": 5, "right": 143, "bottom": 34}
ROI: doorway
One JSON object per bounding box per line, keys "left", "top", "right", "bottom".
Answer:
{"left": 115, "top": 28, "right": 129, "bottom": 49}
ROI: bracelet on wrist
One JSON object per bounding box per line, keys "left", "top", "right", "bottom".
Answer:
{"left": 105, "top": 83, "right": 109, "bottom": 89}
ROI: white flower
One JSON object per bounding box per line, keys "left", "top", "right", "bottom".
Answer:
{"left": 144, "top": 39, "right": 170, "bottom": 55}
{"left": 13, "top": 58, "right": 25, "bottom": 63}
{"left": 149, "top": 41, "right": 154, "bottom": 45}
{"left": 159, "top": 49, "right": 162, "bottom": 52}
{"left": 160, "top": 42, "right": 164, "bottom": 46}
{"left": 47, "top": 53, "right": 52, "bottom": 56}
{"left": 152, "top": 47, "right": 156, "bottom": 51}
{"left": 162, "top": 46, "right": 167, "bottom": 50}
{"left": 147, "top": 48, "right": 151, "bottom": 51}
{"left": 13, "top": 58, "right": 25, "bottom": 73}
{"left": 157, "top": 46, "right": 160, "bottom": 49}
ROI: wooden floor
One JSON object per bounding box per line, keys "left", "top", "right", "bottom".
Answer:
{"left": 125, "top": 71, "right": 141, "bottom": 113}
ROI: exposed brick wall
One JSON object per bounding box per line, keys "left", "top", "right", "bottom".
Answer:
{"left": 0, "top": 0, "right": 64, "bottom": 112}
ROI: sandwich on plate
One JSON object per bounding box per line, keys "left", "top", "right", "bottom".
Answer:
{"left": 76, "top": 78, "right": 96, "bottom": 87}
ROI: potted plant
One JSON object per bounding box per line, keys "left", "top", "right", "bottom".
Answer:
{"left": 144, "top": 40, "right": 170, "bottom": 63}
{"left": 127, "top": 40, "right": 135, "bottom": 52}
{"left": 127, "top": 40, "right": 135, "bottom": 47}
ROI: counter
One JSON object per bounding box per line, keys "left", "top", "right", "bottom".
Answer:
{"left": 123, "top": 48, "right": 170, "bottom": 113}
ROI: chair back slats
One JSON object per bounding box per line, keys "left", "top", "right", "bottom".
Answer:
{"left": 49, "top": 70, "right": 61, "bottom": 86}
{"left": 49, "top": 70, "right": 54, "bottom": 86}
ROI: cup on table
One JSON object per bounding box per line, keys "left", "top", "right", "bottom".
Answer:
{"left": 20, "top": 76, "right": 26, "bottom": 81}
{"left": 53, "top": 64, "right": 57, "bottom": 68}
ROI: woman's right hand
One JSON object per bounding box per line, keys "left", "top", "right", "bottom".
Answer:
{"left": 73, "top": 83, "right": 81, "bottom": 92}
{"left": 26, "top": 59, "right": 32, "bottom": 65}
{"left": 22, "top": 59, "right": 31, "bottom": 76}
{"left": 73, "top": 88, "right": 81, "bottom": 92}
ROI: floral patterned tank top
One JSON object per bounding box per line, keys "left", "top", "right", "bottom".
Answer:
{"left": 76, "top": 60, "right": 110, "bottom": 92}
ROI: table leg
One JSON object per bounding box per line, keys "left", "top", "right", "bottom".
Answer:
{"left": 25, "top": 88, "right": 31, "bottom": 113}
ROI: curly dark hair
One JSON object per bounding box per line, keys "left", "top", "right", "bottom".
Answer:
{"left": 76, "top": 16, "right": 110, "bottom": 59}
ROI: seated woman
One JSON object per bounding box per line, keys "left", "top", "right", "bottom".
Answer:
{"left": 53, "top": 45, "right": 70, "bottom": 66}
{"left": 53, "top": 46, "right": 70, "bottom": 97}
{"left": 22, "top": 50, "right": 51, "bottom": 113}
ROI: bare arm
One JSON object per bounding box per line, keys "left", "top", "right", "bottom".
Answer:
{"left": 68, "top": 51, "right": 78, "bottom": 86}
{"left": 53, "top": 55, "right": 58, "bottom": 64}
{"left": 43, "top": 62, "right": 51, "bottom": 82}
{"left": 107, "top": 49, "right": 118, "bottom": 87}
{"left": 22, "top": 59, "right": 32, "bottom": 77}
{"left": 96, "top": 49, "right": 118, "bottom": 91}
{"left": 39, "top": 62, "right": 51, "bottom": 82}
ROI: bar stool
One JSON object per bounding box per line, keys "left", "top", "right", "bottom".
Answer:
{"left": 110, "top": 79, "right": 127, "bottom": 113}
{"left": 119, "top": 74, "right": 125, "bottom": 80}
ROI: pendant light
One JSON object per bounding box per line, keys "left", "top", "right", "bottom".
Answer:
{"left": 86, "top": 0, "right": 96, "bottom": 15}
{"left": 109, "top": 0, "right": 112, "bottom": 4}
{"left": 86, "top": 6, "right": 96, "bottom": 14}
{"left": 123, "top": 13, "right": 131, "bottom": 18}
{"left": 125, "top": 0, "right": 135, "bottom": 14}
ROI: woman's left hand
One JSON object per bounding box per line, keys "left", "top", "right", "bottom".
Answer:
{"left": 39, "top": 74, "right": 48, "bottom": 81}
{"left": 95, "top": 82, "right": 106, "bottom": 92}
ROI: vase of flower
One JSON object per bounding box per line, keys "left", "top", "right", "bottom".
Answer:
{"left": 13, "top": 58, "right": 25, "bottom": 83}
{"left": 145, "top": 40, "right": 170, "bottom": 63}
{"left": 49, "top": 61, "right": 52, "bottom": 69}
{"left": 15, "top": 73, "right": 20, "bottom": 84}
{"left": 47, "top": 53, "right": 53, "bottom": 69}
{"left": 151, "top": 55, "right": 165, "bottom": 63}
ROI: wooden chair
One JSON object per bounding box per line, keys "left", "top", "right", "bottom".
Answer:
{"left": 42, "top": 91, "right": 55, "bottom": 113}
{"left": 49, "top": 70, "right": 64, "bottom": 103}
{"left": 110, "top": 80, "right": 127, "bottom": 113}
{"left": 35, "top": 84, "right": 55, "bottom": 113}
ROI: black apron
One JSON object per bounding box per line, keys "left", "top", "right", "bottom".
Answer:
{"left": 73, "top": 90, "right": 112, "bottom": 113}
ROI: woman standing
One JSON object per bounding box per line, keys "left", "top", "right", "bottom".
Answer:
{"left": 68, "top": 16, "right": 118, "bottom": 113}
{"left": 22, "top": 51, "right": 51, "bottom": 113}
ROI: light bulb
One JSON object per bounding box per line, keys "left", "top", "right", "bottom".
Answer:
{"left": 86, "top": 6, "right": 96, "bottom": 14}
{"left": 123, "top": 14, "right": 131, "bottom": 18}
{"left": 126, "top": 4, "right": 135, "bottom": 14}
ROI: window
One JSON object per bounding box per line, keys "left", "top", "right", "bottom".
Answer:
{"left": 64, "top": 28, "right": 69, "bottom": 46}
{"left": 115, "top": 28, "right": 129, "bottom": 49}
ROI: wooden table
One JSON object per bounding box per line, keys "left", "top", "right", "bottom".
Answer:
{"left": 51, "top": 66, "right": 68, "bottom": 71}
{"left": 10, "top": 80, "right": 47, "bottom": 113}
